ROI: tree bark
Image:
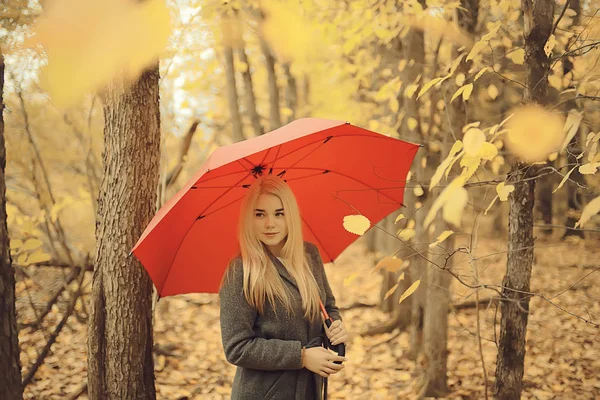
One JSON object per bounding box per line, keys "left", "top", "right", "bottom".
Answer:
{"left": 421, "top": 217, "right": 453, "bottom": 397}
{"left": 260, "top": 37, "right": 281, "bottom": 131}
{"left": 494, "top": 0, "right": 554, "bottom": 397}
{"left": 87, "top": 66, "right": 160, "bottom": 400}
{"left": 396, "top": 8, "right": 427, "bottom": 361}
{"left": 0, "top": 52, "right": 24, "bottom": 400}
{"left": 223, "top": 42, "right": 244, "bottom": 142}
{"left": 238, "top": 44, "right": 264, "bottom": 136}
{"left": 283, "top": 63, "right": 297, "bottom": 123}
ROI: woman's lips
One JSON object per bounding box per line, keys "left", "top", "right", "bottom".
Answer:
{"left": 264, "top": 233, "right": 278, "bottom": 237}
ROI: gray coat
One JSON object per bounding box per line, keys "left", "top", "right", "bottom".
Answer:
{"left": 219, "top": 242, "right": 342, "bottom": 400}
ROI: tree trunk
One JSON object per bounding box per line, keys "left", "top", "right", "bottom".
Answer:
{"left": 397, "top": 6, "right": 427, "bottom": 361}
{"left": 87, "top": 66, "right": 160, "bottom": 400}
{"left": 237, "top": 44, "right": 263, "bottom": 136}
{"left": 283, "top": 63, "right": 297, "bottom": 123}
{"left": 494, "top": 0, "right": 554, "bottom": 397}
{"left": 421, "top": 217, "right": 453, "bottom": 397}
{"left": 223, "top": 43, "right": 244, "bottom": 142}
{"left": 562, "top": 0, "right": 585, "bottom": 239}
{"left": 260, "top": 37, "right": 281, "bottom": 131}
{"left": 0, "top": 52, "right": 23, "bottom": 400}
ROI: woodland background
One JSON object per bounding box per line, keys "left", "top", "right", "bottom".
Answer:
{"left": 0, "top": 0, "right": 599, "bottom": 399}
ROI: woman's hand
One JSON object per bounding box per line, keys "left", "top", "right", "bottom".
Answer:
{"left": 325, "top": 319, "right": 348, "bottom": 346}
{"left": 303, "top": 347, "right": 346, "bottom": 377}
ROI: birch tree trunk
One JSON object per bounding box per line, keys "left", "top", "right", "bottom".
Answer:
{"left": 237, "top": 44, "right": 263, "bottom": 136}
{"left": 260, "top": 37, "right": 281, "bottom": 131}
{"left": 87, "top": 66, "right": 160, "bottom": 400}
{"left": 224, "top": 43, "right": 244, "bottom": 142}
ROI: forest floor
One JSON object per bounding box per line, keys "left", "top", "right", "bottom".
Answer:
{"left": 17, "top": 230, "right": 600, "bottom": 400}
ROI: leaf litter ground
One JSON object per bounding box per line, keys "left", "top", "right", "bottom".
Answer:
{"left": 18, "top": 235, "right": 600, "bottom": 399}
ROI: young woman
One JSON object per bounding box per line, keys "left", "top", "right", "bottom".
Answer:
{"left": 219, "top": 175, "right": 349, "bottom": 400}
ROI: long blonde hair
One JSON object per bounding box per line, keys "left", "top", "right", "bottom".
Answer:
{"left": 235, "top": 175, "right": 321, "bottom": 321}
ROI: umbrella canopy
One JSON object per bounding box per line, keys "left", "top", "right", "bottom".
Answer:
{"left": 132, "top": 118, "right": 419, "bottom": 297}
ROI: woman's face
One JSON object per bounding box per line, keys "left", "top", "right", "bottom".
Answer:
{"left": 253, "top": 193, "right": 288, "bottom": 257}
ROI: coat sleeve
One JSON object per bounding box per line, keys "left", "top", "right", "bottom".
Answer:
{"left": 219, "top": 259, "right": 303, "bottom": 371}
{"left": 308, "top": 244, "right": 342, "bottom": 322}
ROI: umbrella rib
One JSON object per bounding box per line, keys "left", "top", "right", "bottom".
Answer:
{"left": 276, "top": 166, "right": 404, "bottom": 206}
{"left": 268, "top": 133, "right": 400, "bottom": 171}
{"left": 300, "top": 214, "right": 335, "bottom": 264}
{"left": 159, "top": 171, "right": 252, "bottom": 294}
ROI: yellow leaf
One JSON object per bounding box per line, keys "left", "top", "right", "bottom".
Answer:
{"left": 462, "top": 122, "right": 481, "bottom": 133}
{"left": 27, "top": 250, "right": 52, "bottom": 264}
{"left": 17, "top": 253, "right": 28, "bottom": 265}
{"left": 399, "top": 280, "right": 420, "bottom": 304}
{"left": 30, "top": 0, "right": 172, "bottom": 107}
{"left": 463, "top": 128, "right": 486, "bottom": 156}
{"left": 579, "top": 163, "right": 600, "bottom": 174}
{"left": 455, "top": 73, "right": 466, "bottom": 87}
{"left": 560, "top": 111, "right": 582, "bottom": 150}
{"left": 398, "top": 228, "right": 416, "bottom": 241}
{"left": 451, "top": 86, "right": 465, "bottom": 103}
{"left": 414, "top": 185, "right": 424, "bottom": 197}
{"left": 397, "top": 272, "right": 406, "bottom": 282}
{"left": 506, "top": 48, "right": 525, "bottom": 64}
{"left": 405, "top": 84, "right": 419, "bottom": 99}
{"left": 488, "top": 84, "right": 499, "bottom": 100}
{"left": 505, "top": 105, "right": 565, "bottom": 162}
{"left": 548, "top": 152, "right": 558, "bottom": 161}
{"left": 429, "top": 230, "right": 454, "bottom": 248}
{"left": 10, "top": 239, "right": 23, "bottom": 250}
{"left": 374, "top": 257, "right": 406, "bottom": 273}
{"left": 467, "top": 39, "right": 488, "bottom": 61}
{"left": 575, "top": 196, "right": 600, "bottom": 228}
{"left": 553, "top": 166, "right": 577, "bottom": 193}
{"left": 479, "top": 142, "right": 498, "bottom": 160}
{"left": 544, "top": 34, "right": 556, "bottom": 57}
{"left": 394, "top": 213, "right": 406, "bottom": 223}
{"left": 462, "top": 83, "right": 474, "bottom": 101}
{"left": 281, "top": 107, "right": 293, "bottom": 117}
{"left": 491, "top": 155, "right": 505, "bottom": 175}
{"left": 425, "top": 177, "right": 465, "bottom": 228}
{"left": 450, "top": 140, "right": 464, "bottom": 156}
{"left": 343, "top": 215, "right": 371, "bottom": 235}
{"left": 390, "top": 97, "right": 400, "bottom": 113}
{"left": 474, "top": 67, "right": 489, "bottom": 81}
{"left": 448, "top": 53, "right": 467, "bottom": 76}
{"left": 384, "top": 284, "right": 399, "bottom": 300}
{"left": 407, "top": 117, "right": 418, "bottom": 131}
{"left": 496, "top": 182, "right": 515, "bottom": 201}
{"left": 443, "top": 186, "right": 468, "bottom": 227}
{"left": 261, "top": 2, "right": 322, "bottom": 63}
{"left": 22, "top": 239, "right": 43, "bottom": 252}
{"left": 398, "top": 59, "right": 407, "bottom": 71}
{"left": 417, "top": 77, "right": 443, "bottom": 99}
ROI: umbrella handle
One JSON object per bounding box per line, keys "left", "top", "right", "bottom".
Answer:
{"left": 319, "top": 300, "right": 346, "bottom": 364}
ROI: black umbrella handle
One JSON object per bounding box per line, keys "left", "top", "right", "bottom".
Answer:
{"left": 324, "top": 318, "right": 346, "bottom": 364}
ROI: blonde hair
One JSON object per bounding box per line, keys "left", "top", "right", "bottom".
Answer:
{"left": 234, "top": 175, "right": 321, "bottom": 321}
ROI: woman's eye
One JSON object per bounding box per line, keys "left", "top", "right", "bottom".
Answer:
{"left": 255, "top": 213, "right": 264, "bottom": 217}
{"left": 276, "top": 212, "right": 284, "bottom": 217}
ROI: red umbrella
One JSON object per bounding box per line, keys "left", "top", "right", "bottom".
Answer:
{"left": 132, "top": 118, "right": 419, "bottom": 297}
